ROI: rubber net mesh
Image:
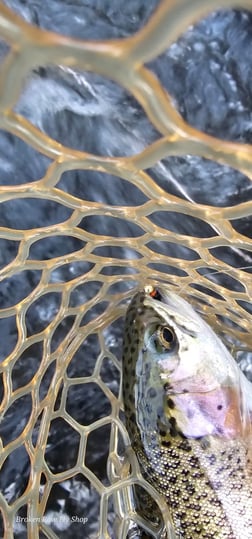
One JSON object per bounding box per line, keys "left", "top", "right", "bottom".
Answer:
{"left": 0, "top": 1, "right": 252, "bottom": 538}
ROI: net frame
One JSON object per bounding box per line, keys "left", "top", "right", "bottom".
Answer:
{"left": 0, "top": 1, "right": 252, "bottom": 538}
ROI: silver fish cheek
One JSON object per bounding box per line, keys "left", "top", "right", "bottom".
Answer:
{"left": 134, "top": 349, "right": 168, "bottom": 438}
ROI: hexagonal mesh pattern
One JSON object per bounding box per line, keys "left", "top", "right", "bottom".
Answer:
{"left": 0, "top": 1, "right": 252, "bottom": 538}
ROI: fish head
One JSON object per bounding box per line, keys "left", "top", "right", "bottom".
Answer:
{"left": 135, "top": 284, "right": 236, "bottom": 392}
{"left": 124, "top": 285, "right": 251, "bottom": 440}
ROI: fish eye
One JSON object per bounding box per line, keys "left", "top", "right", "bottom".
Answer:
{"left": 158, "top": 326, "right": 176, "bottom": 349}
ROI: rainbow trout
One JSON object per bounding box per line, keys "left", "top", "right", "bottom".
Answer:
{"left": 122, "top": 285, "right": 252, "bottom": 539}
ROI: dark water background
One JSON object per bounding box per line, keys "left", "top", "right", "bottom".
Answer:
{"left": 1, "top": 1, "right": 252, "bottom": 537}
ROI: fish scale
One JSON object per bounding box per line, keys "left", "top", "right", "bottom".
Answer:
{"left": 122, "top": 286, "right": 252, "bottom": 538}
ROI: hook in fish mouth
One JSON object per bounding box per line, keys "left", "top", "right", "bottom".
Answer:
{"left": 143, "top": 285, "right": 200, "bottom": 337}
{"left": 144, "top": 284, "right": 163, "bottom": 301}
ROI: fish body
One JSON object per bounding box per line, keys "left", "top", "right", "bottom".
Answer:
{"left": 122, "top": 286, "right": 252, "bottom": 538}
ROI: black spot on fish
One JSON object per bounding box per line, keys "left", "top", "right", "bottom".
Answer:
{"left": 162, "top": 440, "right": 171, "bottom": 448}
{"left": 209, "top": 496, "right": 221, "bottom": 505}
{"left": 217, "top": 404, "right": 223, "bottom": 410}
{"left": 170, "top": 499, "right": 179, "bottom": 509}
{"left": 186, "top": 483, "right": 195, "bottom": 496}
{"left": 207, "top": 454, "right": 216, "bottom": 465}
{"left": 159, "top": 429, "right": 167, "bottom": 436}
{"left": 178, "top": 439, "right": 192, "bottom": 452}
{"left": 167, "top": 398, "right": 175, "bottom": 409}
{"left": 189, "top": 455, "right": 200, "bottom": 468}
{"left": 192, "top": 470, "right": 205, "bottom": 480}
{"left": 163, "top": 382, "right": 172, "bottom": 392}
{"left": 170, "top": 426, "right": 178, "bottom": 437}
{"left": 169, "top": 475, "right": 177, "bottom": 484}
{"left": 177, "top": 511, "right": 187, "bottom": 519}
{"left": 147, "top": 387, "right": 157, "bottom": 399}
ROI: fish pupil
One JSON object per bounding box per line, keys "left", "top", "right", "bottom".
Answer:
{"left": 159, "top": 326, "right": 175, "bottom": 347}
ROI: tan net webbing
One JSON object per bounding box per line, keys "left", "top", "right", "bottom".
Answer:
{"left": 0, "top": 1, "right": 252, "bottom": 538}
